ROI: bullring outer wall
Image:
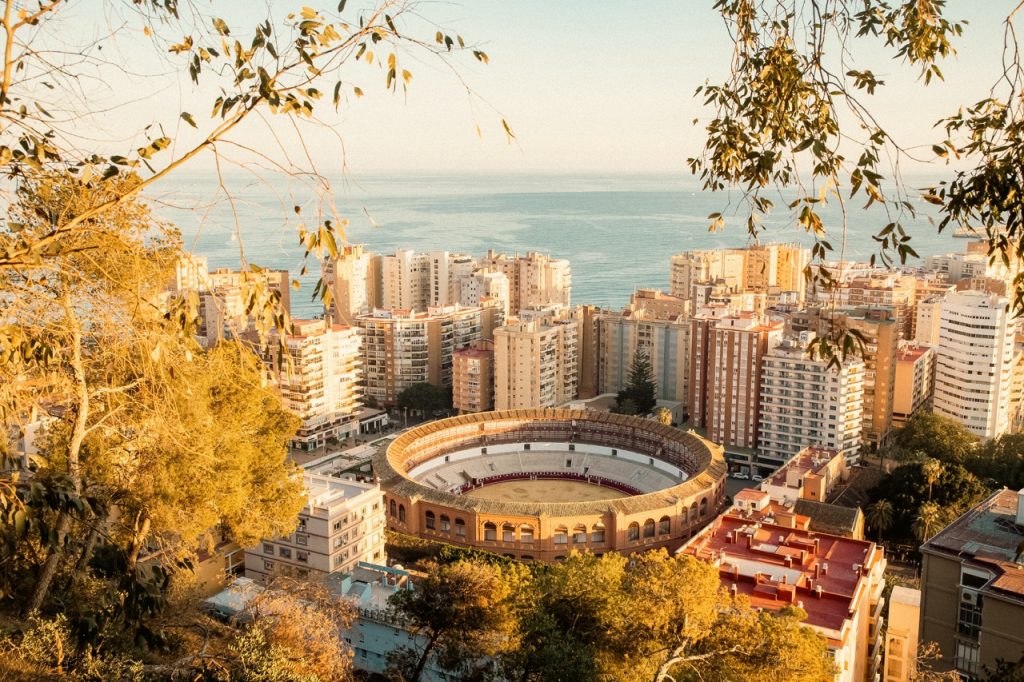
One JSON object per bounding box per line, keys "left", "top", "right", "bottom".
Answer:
{"left": 374, "top": 408, "right": 727, "bottom": 562}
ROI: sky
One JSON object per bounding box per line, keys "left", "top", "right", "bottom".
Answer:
{"left": 56, "top": 1, "right": 1019, "bottom": 175}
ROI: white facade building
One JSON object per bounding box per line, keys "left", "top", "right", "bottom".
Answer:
{"left": 245, "top": 473, "right": 386, "bottom": 580}
{"left": 932, "top": 291, "right": 1015, "bottom": 439}
{"left": 758, "top": 333, "right": 865, "bottom": 467}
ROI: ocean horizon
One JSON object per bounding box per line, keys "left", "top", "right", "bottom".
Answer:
{"left": 153, "top": 170, "right": 965, "bottom": 318}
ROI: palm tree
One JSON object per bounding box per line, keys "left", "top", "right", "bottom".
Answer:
{"left": 921, "top": 458, "right": 945, "bottom": 502}
{"left": 914, "top": 502, "right": 943, "bottom": 542}
{"left": 865, "top": 500, "right": 894, "bottom": 543}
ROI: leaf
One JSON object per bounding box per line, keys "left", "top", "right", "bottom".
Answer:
{"left": 212, "top": 17, "right": 230, "bottom": 36}
{"left": 337, "top": 0, "right": 347, "bottom": 11}
{"left": 353, "top": 86, "right": 363, "bottom": 97}
{"left": 402, "top": 69, "right": 412, "bottom": 84}
{"left": 180, "top": 112, "right": 196, "bottom": 128}
{"left": 501, "top": 118, "right": 514, "bottom": 142}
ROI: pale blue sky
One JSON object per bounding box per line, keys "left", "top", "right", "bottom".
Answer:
{"left": 67, "top": 1, "right": 1014, "bottom": 175}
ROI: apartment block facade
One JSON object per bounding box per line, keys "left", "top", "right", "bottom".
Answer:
{"left": 452, "top": 341, "right": 495, "bottom": 413}
{"left": 260, "top": 319, "right": 363, "bottom": 449}
{"left": 324, "top": 245, "right": 382, "bottom": 324}
{"left": 892, "top": 344, "right": 935, "bottom": 429}
{"left": 758, "top": 333, "right": 865, "bottom": 468}
{"left": 245, "top": 474, "right": 386, "bottom": 581}
{"left": 493, "top": 315, "right": 579, "bottom": 409}
{"left": 478, "top": 249, "right": 572, "bottom": 315}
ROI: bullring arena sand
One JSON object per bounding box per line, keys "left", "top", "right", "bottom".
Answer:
{"left": 463, "top": 479, "right": 630, "bottom": 503}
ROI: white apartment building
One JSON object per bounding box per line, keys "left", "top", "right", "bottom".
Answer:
{"left": 381, "top": 248, "right": 430, "bottom": 311}
{"left": 494, "top": 315, "right": 579, "bottom": 409}
{"left": 598, "top": 307, "right": 691, "bottom": 403}
{"left": 478, "top": 250, "right": 571, "bottom": 315}
{"left": 245, "top": 473, "right": 386, "bottom": 581}
{"left": 670, "top": 244, "right": 808, "bottom": 305}
{"left": 924, "top": 252, "right": 1003, "bottom": 282}
{"left": 914, "top": 296, "right": 945, "bottom": 346}
{"left": 324, "top": 245, "right": 381, "bottom": 324}
{"left": 758, "top": 333, "right": 865, "bottom": 469}
{"left": 460, "top": 270, "right": 511, "bottom": 319}
{"left": 261, "top": 319, "right": 363, "bottom": 449}
{"left": 932, "top": 290, "right": 1015, "bottom": 439}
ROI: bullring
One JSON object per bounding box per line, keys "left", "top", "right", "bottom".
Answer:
{"left": 374, "top": 408, "right": 727, "bottom": 562}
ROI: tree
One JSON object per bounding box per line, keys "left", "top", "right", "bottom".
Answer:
{"left": 654, "top": 407, "right": 674, "bottom": 426}
{"left": 865, "top": 499, "right": 894, "bottom": 543}
{"left": 387, "top": 560, "right": 521, "bottom": 682}
{"left": 397, "top": 382, "right": 452, "bottom": 416}
{"left": 921, "top": 458, "right": 945, "bottom": 503}
{"left": 893, "top": 414, "right": 978, "bottom": 466}
{"left": 692, "top": 1, "right": 1024, "bottom": 362}
{"left": 615, "top": 349, "right": 657, "bottom": 416}
{"left": 914, "top": 502, "right": 943, "bottom": 543}
{"left": 966, "top": 434, "right": 1024, "bottom": 490}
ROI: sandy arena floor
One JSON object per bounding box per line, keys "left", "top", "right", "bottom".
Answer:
{"left": 463, "top": 479, "right": 630, "bottom": 503}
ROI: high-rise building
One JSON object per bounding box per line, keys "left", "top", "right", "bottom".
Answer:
{"left": 478, "top": 250, "right": 571, "bottom": 315}
{"left": 598, "top": 293, "right": 691, "bottom": 404}
{"left": 323, "top": 245, "right": 381, "bottom": 324}
{"left": 452, "top": 340, "right": 495, "bottom": 414}
{"left": 493, "top": 314, "right": 579, "bottom": 409}
{"left": 758, "top": 333, "right": 865, "bottom": 469}
{"left": 357, "top": 304, "right": 498, "bottom": 407}
{"left": 914, "top": 296, "right": 945, "bottom": 346}
{"left": 703, "top": 313, "right": 784, "bottom": 451}
{"left": 260, "top": 319, "right": 362, "bottom": 450}
{"left": 932, "top": 290, "right": 1015, "bottom": 440}
{"left": 244, "top": 473, "right": 386, "bottom": 581}
{"left": 381, "top": 248, "right": 430, "bottom": 311}
{"left": 892, "top": 344, "right": 935, "bottom": 429}
{"left": 670, "top": 243, "right": 808, "bottom": 305}
{"left": 460, "top": 269, "right": 511, "bottom": 319}
{"left": 919, "top": 489, "right": 1024, "bottom": 678}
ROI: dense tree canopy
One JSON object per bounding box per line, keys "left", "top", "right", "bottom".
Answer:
{"left": 890, "top": 412, "right": 979, "bottom": 465}
{"left": 397, "top": 382, "right": 453, "bottom": 416}
{"left": 614, "top": 349, "right": 658, "bottom": 416}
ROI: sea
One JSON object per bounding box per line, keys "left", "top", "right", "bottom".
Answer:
{"left": 152, "top": 171, "right": 966, "bottom": 319}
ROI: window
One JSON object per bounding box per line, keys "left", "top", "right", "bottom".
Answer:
{"left": 263, "top": 543, "right": 274, "bottom": 555}
{"left": 484, "top": 522, "right": 497, "bottom": 541}
{"left": 690, "top": 503, "right": 698, "bottom": 522}
{"left": 659, "top": 516, "right": 671, "bottom": 535}
{"left": 398, "top": 505, "right": 406, "bottom": 523}
{"left": 263, "top": 560, "right": 274, "bottom": 571}
{"left": 520, "top": 525, "right": 534, "bottom": 543}
{"left": 591, "top": 524, "right": 605, "bottom": 543}
{"left": 955, "top": 640, "right": 979, "bottom": 677}
{"left": 958, "top": 591, "right": 983, "bottom": 639}
{"left": 333, "top": 520, "right": 342, "bottom": 531}
{"left": 573, "top": 525, "right": 587, "bottom": 544}
{"left": 296, "top": 519, "right": 306, "bottom": 532}
{"left": 440, "top": 514, "right": 451, "bottom": 532}
{"left": 334, "top": 555, "right": 345, "bottom": 568}
{"left": 502, "top": 524, "right": 515, "bottom": 542}
{"left": 425, "top": 511, "right": 436, "bottom": 530}
{"left": 455, "top": 518, "right": 466, "bottom": 537}
{"left": 297, "top": 551, "right": 308, "bottom": 563}
{"left": 554, "top": 526, "right": 568, "bottom": 545}
{"left": 643, "top": 519, "right": 656, "bottom": 538}
{"left": 279, "top": 547, "right": 292, "bottom": 559}
{"left": 296, "top": 534, "right": 308, "bottom": 546}
{"left": 699, "top": 498, "right": 708, "bottom": 517}
{"left": 389, "top": 500, "right": 397, "bottom": 517}
{"left": 628, "top": 522, "right": 640, "bottom": 541}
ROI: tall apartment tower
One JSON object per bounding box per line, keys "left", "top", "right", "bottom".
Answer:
{"left": 478, "top": 250, "right": 571, "bottom": 315}
{"left": 598, "top": 291, "right": 691, "bottom": 404}
{"left": 670, "top": 244, "right": 808, "bottom": 305}
{"left": 758, "top": 332, "right": 865, "bottom": 470}
{"left": 381, "top": 248, "right": 430, "bottom": 311}
{"left": 493, "top": 315, "right": 579, "bottom": 409}
{"left": 357, "top": 305, "right": 497, "bottom": 407}
{"left": 260, "top": 319, "right": 363, "bottom": 450}
{"left": 452, "top": 340, "right": 495, "bottom": 413}
{"left": 932, "top": 290, "right": 1015, "bottom": 439}
{"left": 703, "top": 313, "right": 784, "bottom": 450}
{"left": 892, "top": 344, "right": 935, "bottom": 429}
{"left": 324, "top": 245, "right": 381, "bottom": 324}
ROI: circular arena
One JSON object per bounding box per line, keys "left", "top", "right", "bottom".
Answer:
{"left": 374, "top": 409, "right": 727, "bottom": 562}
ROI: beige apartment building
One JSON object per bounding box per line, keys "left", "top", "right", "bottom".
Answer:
{"left": 758, "top": 333, "right": 865, "bottom": 469}
{"left": 670, "top": 243, "right": 808, "bottom": 305}
{"left": 599, "top": 290, "right": 691, "bottom": 404}
{"left": 892, "top": 344, "right": 935, "bottom": 429}
{"left": 324, "top": 244, "right": 381, "bottom": 324}
{"left": 245, "top": 473, "right": 386, "bottom": 581}
{"left": 884, "top": 586, "right": 921, "bottom": 682}
{"left": 478, "top": 249, "right": 572, "bottom": 315}
{"left": 920, "top": 488, "right": 1024, "bottom": 679}
{"left": 260, "top": 319, "right": 362, "bottom": 450}
{"left": 358, "top": 304, "right": 499, "bottom": 407}
{"left": 700, "top": 313, "right": 784, "bottom": 451}
{"left": 494, "top": 314, "right": 579, "bottom": 409}
{"left": 932, "top": 290, "right": 1015, "bottom": 440}
{"left": 453, "top": 340, "right": 494, "bottom": 413}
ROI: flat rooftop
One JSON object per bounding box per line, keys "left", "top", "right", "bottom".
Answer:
{"left": 681, "top": 511, "right": 882, "bottom": 635}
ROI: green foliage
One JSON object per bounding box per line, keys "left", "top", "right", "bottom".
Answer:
{"left": 869, "top": 461, "right": 990, "bottom": 542}
{"left": 891, "top": 412, "right": 978, "bottom": 465}
{"left": 397, "top": 382, "right": 452, "bottom": 415}
{"left": 614, "top": 349, "right": 657, "bottom": 416}
{"left": 966, "top": 434, "right": 1024, "bottom": 490}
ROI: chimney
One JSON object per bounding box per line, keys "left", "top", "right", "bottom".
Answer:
{"left": 1017, "top": 488, "right": 1024, "bottom": 527}
{"left": 813, "top": 564, "right": 820, "bottom": 579}
{"left": 815, "top": 585, "right": 823, "bottom": 598}
{"left": 822, "top": 562, "right": 829, "bottom": 575}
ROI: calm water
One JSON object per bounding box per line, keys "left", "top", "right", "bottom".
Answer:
{"left": 152, "top": 171, "right": 963, "bottom": 318}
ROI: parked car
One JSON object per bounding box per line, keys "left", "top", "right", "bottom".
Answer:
{"left": 752, "top": 474, "right": 764, "bottom": 482}
{"left": 731, "top": 471, "right": 750, "bottom": 480}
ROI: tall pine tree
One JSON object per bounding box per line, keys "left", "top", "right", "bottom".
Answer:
{"left": 615, "top": 349, "right": 658, "bottom": 415}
